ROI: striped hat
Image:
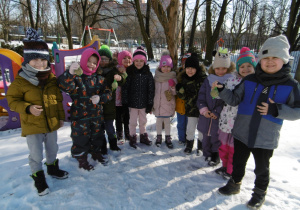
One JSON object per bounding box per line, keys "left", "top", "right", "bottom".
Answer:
{"left": 22, "top": 28, "right": 49, "bottom": 66}
{"left": 236, "top": 47, "right": 257, "bottom": 72}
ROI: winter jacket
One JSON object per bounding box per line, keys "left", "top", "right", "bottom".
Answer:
{"left": 122, "top": 64, "right": 155, "bottom": 109}
{"left": 6, "top": 73, "right": 65, "bottom": 137}
{"left": 175, "top": 68, "right": 185, "bottom": 115}
{"left": 97, "top": 59, "right": 126, "bottom": 120}
{"left": 219, "top": 64, "right": 300, "bottom": 149}
{"left": 219, "top": 72, "right": 243, "bottom": 133}
{"left": 153, "top": 68, "right": 177, "bottom": 117}
{"left": 176, "top": 70, "right": 207, "bottom": 117}
{"left": 57, "top": 70, "right": 112, "bottom": 122}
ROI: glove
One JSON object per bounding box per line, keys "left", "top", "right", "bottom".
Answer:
{"left": 168, "top": 79, "right": 176, "bottom": 87}
{"left": 90, "top": 95, "right": 100, "bottom": 104}
{"left": 146, "top": 104, "right": 153, "bottom": 114}
{"left": 69, "top": 62, "right": 81, "bottom": 75}
{"left": 267, "top": 102, "right": 279, "bottom": 117}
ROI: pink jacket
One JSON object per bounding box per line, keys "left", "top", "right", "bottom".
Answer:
{"left": 153, "top": 69, "right": 177, "bottom": 117}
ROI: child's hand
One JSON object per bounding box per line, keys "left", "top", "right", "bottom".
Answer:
{"left": 118, "top": 65, "right": 126, "bottom": 74}
{"left": 90, "top": 95, "right": 100, "bottom": 104}
{"left": 257, "top": 98, "right": 275, "bottom": 115}
{"left": 60, "top": 120, "right": 64, "bottom": 128}
{"left": 203, "top": 110, "right": 212, "bottom": 118}
{"left": 30, "top": 105, "right": 43, "bottom": 116}
{"left": 211, "top": 81, "right": 223, "bottom": 90}
{"left": 69, "top": 62, "right": 80, "bottom": 75}
{"left": 114, "top": 74, "right": 122, "bottom": 81}
{"left": 210, "top": 112, "right": 217, "bottom": 120}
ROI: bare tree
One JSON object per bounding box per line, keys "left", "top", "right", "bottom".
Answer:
{"left": 0, "top": 0, "right": 12, "bottom": 41}
{"left": 180, "top": 0, "right": 187, "bottom": 56}
{"left": 151, "top": 0, "right": 180, "bottom": 67}
{"left": 188, "top": 0, "right": 201, "bottom": 52}
{"left": 285, "top": 0, "right": 300, "bottom": 51}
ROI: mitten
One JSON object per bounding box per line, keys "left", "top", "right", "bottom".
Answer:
{"left": 69, "top": 62, "right": 82, "bottom": 76}
{"left": 146, "top": 104, "right": 153, "bottom": 114}
{"left": 112, "top": 79, "right": 118, "bottom": 91}
{"left": 90, "top": 95, "right": 100, "bottom": 104}
{"left": 267, "top": 103, "right": 279, "bottom": 117}
{"left": 168, "top": 79, "right": 176, "bottom": 87}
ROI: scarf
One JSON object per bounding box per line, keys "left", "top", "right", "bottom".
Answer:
{"left": 154, "top": 68, "right": 176, "bottom": 82}
{"left": 207, "top": 73, "right": 233, "bottom": 86}
{"left": 255, "top": 63, "right": 292, "bottom": 87}
{"left": 19, "top": 64, "right": 51, "bottom": 86}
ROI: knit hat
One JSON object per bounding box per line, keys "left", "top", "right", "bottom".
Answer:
{"left": 80, "top": 48, "right": 101, "bottom": 75}
{"left": 212, "top": 47, "right": 231, "bottom": 69}
{"left": 258, "top": 34, "right": 290, "bottom": 64}
{"left": 118, "top": 50, "right": 132, "bottom": 66}
{"left": 22, "top": 28, "right": 49, "bottom": 66}
{"left": 236, "top": 47, "right": 257, "bottom": 72}
{"left": 98, "top": 45, "right": 112, "bottom": 60}
{"left": 185, "top": 53, "right": 200, "bottom": 70}
{"left": 133, "top": 46, "right": 147, "bottom": 64}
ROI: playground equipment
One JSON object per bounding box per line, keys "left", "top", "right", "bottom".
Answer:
{"left": 52, "top": 35, "right": 101, "bottom": 121}
{"left": 0, "top": 49, "right": 23, "bottom": 131}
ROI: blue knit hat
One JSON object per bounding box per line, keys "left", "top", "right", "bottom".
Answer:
{"left": 236, "top": 47, "right": 257, "bottom": 72}
{"left": 22, "top": 28, "right": 49, "bottom": 66}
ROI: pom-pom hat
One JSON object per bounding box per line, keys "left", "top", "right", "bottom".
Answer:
{"left": 98, "top": 45, "right": 112, "bottom": 60}
{"left": 185, "top": 53, "right": 200, "bottom": 70}
{"left": 22, "top": 28, "right": 49, "bottom": 66}
{"left": 212, "top": 47, "right": 231, "bottom": 69}
{"left": 236, "top": 47, "right": 257, "bottom": 72}
{"left": 159, "top": 55, "right": 173, "bottom": 68}
{"left": 133, "top": 47, "right": 147, "bottom": 64}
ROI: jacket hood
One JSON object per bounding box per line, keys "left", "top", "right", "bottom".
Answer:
{"left": 80, "top": 48, "right": 101, "bottom": 75}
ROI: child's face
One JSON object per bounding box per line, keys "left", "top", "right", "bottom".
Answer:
{"left": 87, "top": 56, "right": 98, "bottom": 71}
{"left": 29, "top": 58, "right": 48, "bottom": 70}
{"left": 260, "top": 57, "right": 284, "bottom": 74}
{"left": 122, "top": 56, "right": 132, "bottom": 68}
{"left": 134, "top": 59, "right": 145, "bottom": 69}
{"left": 186, "top": 67, "right": 197, "bottom": 77}
{"left": 100, "top": 56, "right": 110, "bottom": 68}
{"left": 161, "top": 65, "right": 171, "bottom": 73}
{"left": 239, "top": 62, "right": 255, "bottom": 78}
{"left": 215, "top": 67, "right": 228, "bottom": 77}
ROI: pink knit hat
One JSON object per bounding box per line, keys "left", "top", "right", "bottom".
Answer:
{"left": 133, "top": 47, "right": 147, "bottom": 64}
{"left": 118, "top": 50, "right": 132, "bottom": 66}
{"left": 159, "top": 55, "right": 173, "bottom": 68}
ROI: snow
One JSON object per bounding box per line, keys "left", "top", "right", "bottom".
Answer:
{"left": 0, "top": 63, "right": 300, "bottom": 210}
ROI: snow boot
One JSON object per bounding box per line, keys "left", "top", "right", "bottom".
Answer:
{"left": 91, "top": 151, "right": 108, "bottom": 165}
{"left": 46, "top": 159, "right": 69, "bottom": 179}
{"left": 31, "top": 170, "right": 50, "bottom": 196}
{"left": 75, "top": 154, "right": 94, "bottom": 171}
{"left": 129, "top": 134, "right": 138, "bottom": 149}
{"left": 155, "top": 135, "right": 162, "bottom": 147}
{"left": 140, "top": 133, "right": 152, "bottom": 146}
{"left": 215, "top": 166, "right": 227, "bottom": 175}
{"left": 247, "top": 187, "right": 266, "bottom": 209}
{"left": 165, "top": 135, "right": 173, "bottom": 149}
{"left": 124, "top": 129, "right": 130, "bottom": 141}
{"left": 208, "top": 152, "right": 220, "bottom": 166}
{"left": 184, "top": 140, "right": 194, "bottom": 154}
{"left": 218, "top": 178, "right": 241, "bottom": 195}
{"left": 116, "top": 131, "right": 123, "bottom": 140}
{"left": 109, "top": 136, "right": 121, "bottom": 151}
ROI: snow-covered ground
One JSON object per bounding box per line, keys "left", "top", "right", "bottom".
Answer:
{"left": 0, "top": 63, "right": 300, "bottom": 210}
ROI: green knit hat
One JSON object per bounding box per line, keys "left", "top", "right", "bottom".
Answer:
{"left": 98, "top": 45, "right": 112, "bottom": 60}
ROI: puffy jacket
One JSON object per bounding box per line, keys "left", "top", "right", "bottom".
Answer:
{"left": 175, "top": 68, "right": 185, "bottom": 115}
{"left": 122, "top": 64, "right": 155, "bottom": 109}
{"left": 6, "top": 73, "right": 65, "bottom": 137}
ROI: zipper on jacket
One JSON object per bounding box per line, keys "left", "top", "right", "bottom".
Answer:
{"left": 271, "top": 85, "right": 278, "bottom": 101}
{"left": 250, "top": 83, "right": 259, "bottom": 104}
{"left": 139, "top": 74, "right": 141, "bottom": 108}
{"left": 41, "top": 86, "right": 51, "bottom": 132}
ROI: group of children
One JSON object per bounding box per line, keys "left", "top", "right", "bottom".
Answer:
{"left": 6, "top": 28, "right": 300, "bottom": 209}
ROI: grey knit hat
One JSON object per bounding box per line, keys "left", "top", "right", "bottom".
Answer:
{"left": 258, "top": 35, "right": 290, "bottom": 64}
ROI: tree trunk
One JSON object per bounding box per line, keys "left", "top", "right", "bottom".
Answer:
{"left": 188, "top": 0, "right": 200, "bottom": 52}
{"left": 285, "top": 0, "right": 300, "bottom": 52}
{"left": 180, "top": 0, "right": 187, "bottom": 56}
{"left": 26, "top": 0, "right": 35, "bottom": 29}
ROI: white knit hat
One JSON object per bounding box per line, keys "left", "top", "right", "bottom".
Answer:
{"left": 213, "top": 47, "right": 231, "bottom": 69}
{"left": 258, "top": 35, "right": 290, "bottom": 64}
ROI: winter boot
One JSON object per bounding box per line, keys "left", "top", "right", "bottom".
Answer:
{"left": 46, "top": 159, "right": 69, "bottom": 179}
{"left": 155, "top": 135, "right": 162, "bottom": 147}
{"left": 208, "top": 152, "right": 220, "bottom": 166}
{"left": 184, "top": 140, "right": 194, "bottom": 154}
{"left": 218, "top": 178, "right": 241, "bottom": 195}
{"left": 31, "top": 170, "right": 50, "bottom": 196}
{"left": 101, "top": 139, "right": 108, "bottom": 156}
{"left": 247, "top": 187, "right": 266, "bottom": 209}
{"left": 165, "top": 135, "right": 173, "bottom": 149}
{"left": 124, "top": 130, "right": 130, "bottom": 141}
{"left": 140, "top": 133, "right": 152, "bottom": 146}
{"left": 129, "top": 134, "right": 138, "bottom": 149}
{"left": 215, "top": 166, "right": 227, "bottom": 175}
{"left": 75, "top": 154, "right": 94, "bottom": 171}
{"left": 116, "top": 131, "right": 123, "bottom": 140}
{"left": 91, "top": 151, "right": 108, "bottom": 166}
{"left": 109, "top": 135, "right": 121, "bottom": 151}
